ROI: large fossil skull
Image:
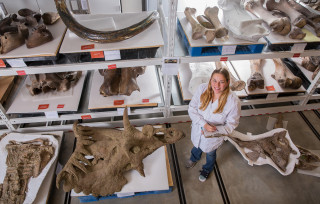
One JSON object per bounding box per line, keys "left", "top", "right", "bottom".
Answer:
{"left": 56, "top": 108, "right": 185, "bottom": 196}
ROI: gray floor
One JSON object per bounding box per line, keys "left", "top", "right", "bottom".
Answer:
{"left": 48, "top": 111, "right": 320, "bottom": 204}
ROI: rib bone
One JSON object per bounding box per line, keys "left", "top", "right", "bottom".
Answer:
{"left": 215, "top": 61, "right": 245, "bottom": 91}
{"left": 266, "top": 0, "right": 306, "bottom": 28}
{"left": 271, "top": 58, "right": 302, "bottom": 89}
{"left": 184, "top": 7, "right": 216, "bottom": 43}
{"left": 248, "top": 59, "right": 265, "bottom": 91}
{"left": 244, "top": 0, "right": 291, "bottom": 35}
{"left": 204, "top": 7, "right": 228, "bottom": 38}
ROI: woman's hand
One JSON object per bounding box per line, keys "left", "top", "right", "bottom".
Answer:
{"left": 204, "top": 123, "right": 217, "bottom": 132}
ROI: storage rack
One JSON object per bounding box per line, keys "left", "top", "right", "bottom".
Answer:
{"left": 0, "top": 0, "right": 319, "bottom": 133}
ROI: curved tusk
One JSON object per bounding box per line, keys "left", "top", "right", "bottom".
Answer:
{"left": 54, "top": 0, "right": 158, "bottom": 43}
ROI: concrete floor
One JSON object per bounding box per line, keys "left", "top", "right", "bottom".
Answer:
{"left": 48, "top": 111, "right": 320, "bottom": 204}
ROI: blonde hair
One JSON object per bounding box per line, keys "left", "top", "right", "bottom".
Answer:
{"left": 199, "top": 68, "right": 230, "bottom": 113}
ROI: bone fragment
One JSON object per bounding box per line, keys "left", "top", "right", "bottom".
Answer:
{"left": 247, "top": 59, "right": 265, "bottom": 91}
{"left": 244, "top": 0, "right": 291, "bottom": 35}
{"left": 288, "top": 0, "right": 320, "bottom": 23}
{"left": 215, "top": 61, "right": 245, "bottom": 91}
{"left": 271, "top": 58, "right": 302, "bottom": 89}
{"left": 204, "top": 6, "right": 228, "bottom": 38}
{"left": 301, "top": 56, "right": 320, "bottom": 72}
{"left": 196, "top": 15, "right": 214, "bottom": 29}
{"left": 26, "top": 25, "right": 53, "bottom": 48}
{"left": 266, "top": 0, "right": 306, "bottom": 28}
{"left": 312, "top": 67, "right": 320, "bottom": 80}
{"left": 42, "top": 12, "right": 60, "bottom": 25}
{"left": 184, "top": 7, "right": 216, "bottom": 43}
{"left": 0, "top": 28, "right": 25, "bottom": 54}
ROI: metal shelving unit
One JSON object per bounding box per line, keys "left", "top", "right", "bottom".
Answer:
{"left": 0, "top": 0, "right": 319, "bottom": 132}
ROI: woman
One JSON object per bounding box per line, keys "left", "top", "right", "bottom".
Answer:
{"left": 186, "top": 67, "right": 241, "bottom": 182}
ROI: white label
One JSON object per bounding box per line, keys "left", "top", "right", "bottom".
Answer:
{"left": 55, "top": 162, "right": 63, "bottom": 175}
{"left": 117, "top": 107, "right": 131, "bottom": 115}
{"left": 116, "top": 192, "right": 135, "bottom": 198}
{"left": 81, "top": 0, "right": 88, "bottom": 10}
{"left": 70, "top": 0, "right": 79, "bottom": 10}
{"left": 266, "top": 93, "right": 278, "bottom": 100}
{"left": 291, "top": 43, "right": 307, "bottom": 53}
{"left": 162, "top": 57, "right": 179, "bottom": 75}
{"left": 104, "top": 50, "right": 121, "bottom": 61}
{"left": 45, "top": 111, "right": 59, "bottom": 119}
{"left": 7, "top": 59, "right": 26, "bottom": 68}
{"left": 221, "top": 45, "right": 237, "bottom": 55}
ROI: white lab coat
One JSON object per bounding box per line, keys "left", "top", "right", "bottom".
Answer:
{"left": 188, "top": 83, "right": 241, "bottom": 153}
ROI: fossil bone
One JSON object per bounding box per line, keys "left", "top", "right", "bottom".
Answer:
{"left": 99, "top": 67, "right": 146, "bottom": 97}
{"left": 184, "top": 7, "right": 216, "bottom": 43}
{"left": 218, "top": 0, "right": 269, "bottom": 42}
{"left": 296, "top": 145, "right": 320, "bottom": 171}
{"left": 215, "top": 61, "right": 246, "bottom": 91}
{"left": 56, "top": 108, "right": 185, "bottom": 196}
{"left": 204, "top": 6, "right": 228, "bottom": 39}
{"left": 54, "top": 0, "right": 158, "bottom": 43}
{"left": 244, "top": 0, "right": 291, "bottom": 35}
{"left": 18, "top": 8, "right": 36, "bottom": 17}
{"left": 312, "top": 67, "right": 320, "bottom": 80}
{"left": 26, "top": 25, "right": 54, "bottom": 48}
{"left": 26, "top": 71, "right": 82, "bottom": 95}
{"left": 42, "top": 12, "right": 60, "bottom": 25}
{"left": 288, "top": 0, "right": 320, "bottom": 23}
{"left": 247, "top": 59, "right": 265, "bottom": 91}
{"left": 266, "top": 0, "right": 306, "bottom": 28}
{"left": 271, "top": 58, "right": 302, "bottom": 89}
{"left": 196, "top": 15, "right": 214, "bottom": 29}
{"left": 0, "top": 138, "right": 55, "bottom": 204}
{"left": 301, "top": 56, "right": 320, "bottom": 72}
{"left": 0, "top": 28, "right": 25, "bottom": 54}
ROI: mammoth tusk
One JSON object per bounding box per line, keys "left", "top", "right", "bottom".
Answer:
{"left": 54, "top": 0, "right": 158, "bottom": 43}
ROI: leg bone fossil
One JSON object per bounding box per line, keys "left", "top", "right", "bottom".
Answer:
{"left": 247, "top": 59, "right": 265, "bottom": 91}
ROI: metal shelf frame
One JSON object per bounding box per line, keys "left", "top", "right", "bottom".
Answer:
{"left": 0, "top": 0, "right": 319, "bottom": 133}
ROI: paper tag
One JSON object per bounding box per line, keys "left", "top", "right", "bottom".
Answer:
{"left": 221, "top": 45, "right": 237, "bottom": 55}
{"left": 162, "top": 57, "right": 179, "bottom": 75}
{"left": 55, "top": 162, "right": 63, "bottom": 175}
{"left": 90, "top": 51, "right": 104, "bottom": 59}
{"left": 45, "top": 111, "right": 59, "bottom": 119}
{"left": 108, "top": 64, "right": 117, "bottom": 69}
{"left": 38, "top": 104, "right": 49, "bottom": 110}
{"left": 104, "top": 50, "right": 121, "bottom": 61}
{"left": 114, "top": 100, "right": 124, "bottom": 105}
{"left": 142, "top": 99, "right": 149, "bottom": 103}
{"left": 293, "top": 53, "right": 301, "bottom": 58}
{"left": 116, "top": 192, "right": 135, "bottom": 198}
{"left": 266, "top": 93, "right": 278, "bottom": 100}
{"left": 81, "top": 44, "right": 94, "bottom": 50}
{"left": 266, "top": 85, "right": 275, "bottom": 91}
{"left": 16, "top": 70, "right": 26, "bottom": 75}
{"left": 220, "top": 57, "right": 228, "bottom": 61}
{"left": 291, "top": 43, "right": 307, "bottom": 53}
{"left": 0, "top": 59, "right": 6, "bottom": 67}
{"left": 117, "top": 107, "right": 131, "bottom": 115}
{"left": 57, "top": 104, "right": 65, "bottom": 109}
{"left": 81, "top": 0, "right": 88, "bottom": 10}
{"left": 81, "top": 115, "right": 92, "bottom": 119}
{"left": 7, "top": 59, "right": 26, "bottom": 67}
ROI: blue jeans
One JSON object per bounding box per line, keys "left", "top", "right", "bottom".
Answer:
{"left": 190, "top": 146, "right": 217, "bottom": 173}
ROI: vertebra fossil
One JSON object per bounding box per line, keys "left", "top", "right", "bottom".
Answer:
{"left": 0, "top": 138, "right": 55, "bottom": 204}
{"left": 26, "top": 71, "right": 82, "bottom": 95}
{"left": 56, "top": 108, "right": 185, "bottom": 196}
{"left": 54, "top": 0, "right": 158, "bottom": 43}
{"left": 99, "top": 67, "right": 146, "bottom": 97}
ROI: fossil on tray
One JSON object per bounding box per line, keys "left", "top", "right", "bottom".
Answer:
{"left": 56, "top": 107, "right": 185, "bottom": 196}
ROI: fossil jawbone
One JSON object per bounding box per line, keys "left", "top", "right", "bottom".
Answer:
{"left": 54, "top": 0, "right": 158, "bottom": 43}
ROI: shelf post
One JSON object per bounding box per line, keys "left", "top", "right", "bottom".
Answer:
{"left": 0, "top": 104, "right": 16, "bottom": 131}
{"left": 299, "top": 69, "right": 320, "bottom": 106}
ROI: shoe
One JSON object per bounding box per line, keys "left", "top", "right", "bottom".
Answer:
{"left": 199, "top": 170, "right": 209, "bottom": 182}
{"left": 185, "top": 159, "right": 197, "bottom": 168}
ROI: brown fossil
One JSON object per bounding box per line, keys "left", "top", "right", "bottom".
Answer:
{"left": 26, "top": 71, "right": 82, "bottom": 95}
{"left": 18, "top": 8, "right": 36, "bottom": 17}
{"left": 54, "top": 0, "right": 158, "bottom": 43}
{"left": 301, "top": 56, "right": 320, "bottom": 72}
{"left": 0, "top": 28, "right": 25, "bottom": 54}
{"left": 204, "top": 7, "right": 228, "bottom": 38}
{"left": 247, "top": 59, "right": 265, "bottom": 91}
{"left": 288, "top": 0, "right": 320, "bottom": 23}
{"left": 0, "top": 138, "right": 55, "bottom": 204}
{"left": 296, "top": 146, "right": 320, "bottom": 171}
{"left": 230, "top": 130, "right": 297, "bottom": 172}
{"left": 99, "top": 66, "right": 146, "bottom": 97}
{"left": 271, "top": 58, "right": 302, "bottom": 89}
{"left": 26, "top": 25, "right": 54, "bottom": 48}
{"left": 42, "top": 12, "right": 60, "bottom": 25}
{"left": 56, "top": 108, "right": 185, "bottom": 196}
{"left": 312, "top": 67, "right": 320, "bottom": 80}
